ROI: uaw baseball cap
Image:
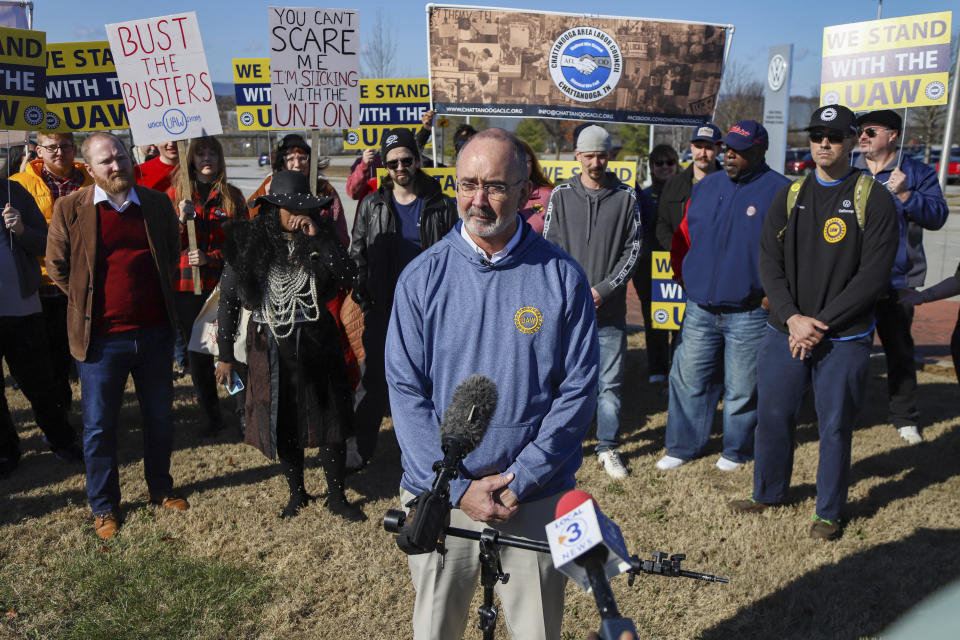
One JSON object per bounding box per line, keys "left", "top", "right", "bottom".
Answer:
{"left": 380, "top": 128, "right": 419, "bottom": 159}
{"left": 691, "top": 123, "right": 722, "bottom": 144}
{"left": 855, "top": 109, "right": 902, "bottom": 132}
{"left": 720, "top": 121, "right": 768, "bottom": 151}
{"left": 805, "top": 104, "right": 857, "bottom": 136}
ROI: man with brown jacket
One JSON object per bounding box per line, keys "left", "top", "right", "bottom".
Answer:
{"left": 46, "top": 132, "right": 189, "bottom": 540}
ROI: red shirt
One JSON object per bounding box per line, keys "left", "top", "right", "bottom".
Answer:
{"left": 135, "top": 156, "right": 178, "bottom": 192}
{"left": 92, "top": 201, "right": 168, "bottom": 336}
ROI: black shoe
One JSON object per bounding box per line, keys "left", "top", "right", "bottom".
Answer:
{"left": 324, "top": 494, "right": 366, "bottom": 522}
{"left": 280, "top": 491, "right": 315, "bottom": 519}
{"left": 51, "top": 442, "right": 84, "bottom": 464}
{"left": 0, "top": 450, "right": 21, "bottom": 476}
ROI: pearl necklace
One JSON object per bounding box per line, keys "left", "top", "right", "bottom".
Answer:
{"left": 260, "top": 241, "right": 320, "bottom": 340}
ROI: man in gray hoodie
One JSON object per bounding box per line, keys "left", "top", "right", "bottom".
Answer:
{"left": 543, "top": 125, "right": 642, "bottom": 479}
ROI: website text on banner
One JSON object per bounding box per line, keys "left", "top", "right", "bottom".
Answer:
{"left": 821, "top": 11, "right": 951, "bottom": 110}
{"left": 44, "top": 41, "right": 127, "bottom": 133}
{"left": 0, "top": 25, "right": 46, "bottom": 132}
{"left": 234, "top": 57, "right": 273, "bottom": 131}
{"left": 343, "top": 78, "right": 430, "bottom": 149}
{"left": 105, "top": 12, "right": 221, "bottom": 145}
{"left": 427, "top": 5, "right": 730, "bottom": 125}
{"left": 269, "top": 6, "right": 359, "bottom": 129}
{"left": 650, "top": 250, "right": 685, "bottom": 330}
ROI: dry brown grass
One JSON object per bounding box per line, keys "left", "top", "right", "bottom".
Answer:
{"left": 2, "top": 332, "right": 959, "bottom": 639}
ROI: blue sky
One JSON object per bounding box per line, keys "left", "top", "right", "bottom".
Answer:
{"left": 29, "top": 0, "right": 954, "bottom": 97}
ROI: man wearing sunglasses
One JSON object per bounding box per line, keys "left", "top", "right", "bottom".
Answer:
{"left": 853, "top": 109, "right": 948, "bottom": 445}
{"left": 731, "top": 104, "right": 898, "bottom": 540}
{"left": 350, "top": 127, "right": 458, "bottom": 470}
{"left": 657, "top": 120, "right": 790, "bottom": 473}
{"left": 544, "top": 125, "right": 641, "bottom": 480}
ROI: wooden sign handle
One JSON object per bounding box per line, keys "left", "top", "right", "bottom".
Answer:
{"left": 176, "top": 139, "right": 201, "bottom": 295}
{"left": 309, "top": 129, "right": 320, "bottom": 195}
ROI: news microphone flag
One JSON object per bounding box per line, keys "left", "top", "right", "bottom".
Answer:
{"left": 545, "top": 490, "right": 631, "bottom": 592}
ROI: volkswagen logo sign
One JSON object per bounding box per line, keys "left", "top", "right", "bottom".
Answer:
{"left": 767, "top": 54, "right": 787, "bottom": 92}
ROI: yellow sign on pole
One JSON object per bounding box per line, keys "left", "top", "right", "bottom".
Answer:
{"left": 233, "top": 57, "right": 273, "bottom": 131}
{"left": 0, "top": 26, "right": 46, "bottom": 131}
{"left": 650, "top": 251, "right": 685, "bottom": 330}
{"left": 44, "top": 42, "right": 126, "bottom": 132}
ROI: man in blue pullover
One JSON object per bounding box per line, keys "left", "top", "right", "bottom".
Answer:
{"left": 853, "top": 109, "right": 948, "bottom": 444}
{"left": 657, "top": 120, "right": 791, "bottom": 472}
{"left": 386, "top": 129, "right": 599, "bottom": 640}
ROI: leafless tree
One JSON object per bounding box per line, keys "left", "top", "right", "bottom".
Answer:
{"left": 361, "top": 9, "right": 396, "bottom": 78}
{"left": 712, "top": 60, "right": 764, "bottom": 132}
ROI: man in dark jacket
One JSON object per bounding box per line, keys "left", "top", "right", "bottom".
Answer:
{"left": 544, "top": 125, "right": 641, "bottom": 479}
{"left": 732, "top": 105, "right": 898, "bottom": 540}
{"left": 0, "top": 180, "right": 83, "bottom": 476}
{"left": 657, "top": 121, "right": 790, "bottom": 472}
{"left": 349, "top": 127, "right": 459, "bottom": 468}
{"left": 853, "top": 109, "right": 949, "bottom": 444}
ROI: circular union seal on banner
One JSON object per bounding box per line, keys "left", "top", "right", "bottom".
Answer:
{"left": 823, "top": 91, "right": 840, "bottom": 105}
{"left": 823, "top": 217, "right": 846, "bottom": 243}
{"left": 23, "top": 105, "right": 44, "bottom": 126}
{"left": 653, "top": 308, "right": 670, "bottom": 325}
{"left": 45, "top": 111, "right": 61, "bottom": 130}
{"left": 514, "top": 306, "right": 543, "bottom": 335}
{"left": 239, "top": 112, "right": 254, "bottom": 127}
{"left": 549, "top": 27, "right": 622, "bottom": 103}
{"left": 161, "top": 108, "right": 188, "bottom": 135}
{"left": 345, "top": 131, "right": 359, "bottom": 146}
{"left": 924, "top": 81, "right": 946, "bottom": 101}
{"left": 767, "top": 54, "right": 787, "bottom": 91}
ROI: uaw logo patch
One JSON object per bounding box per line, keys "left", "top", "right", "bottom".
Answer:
{"left": 549, "top": 27, "right": 622, "bottom": 103}
{"left": 823, "top": 217, "right": 846, "bottom": 243}
{"left": 514, "top": 306, "right": 543, "bottom": 335}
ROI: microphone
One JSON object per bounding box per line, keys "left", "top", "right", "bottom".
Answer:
{"left": 546, "top": 490, "right": 637, "bottom": 639}
{"left": 395, "top": 375, "right": 498, "bottom": 555}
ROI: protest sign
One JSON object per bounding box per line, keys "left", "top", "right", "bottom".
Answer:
{"left": 650, "top": 251, "right": 685, "bottom": 330}
{"left": 344, "top": 78, "right": 430, "bottom": 149}
{"left": 377, "top": 166, "right": 457, "bottom": 196}
{"left": 234, "top": 57, "right": 273, "bottom": 130}
{"left": 427, "top": 6, "right": 731, "bottom": 125}
{"left": 0, "top": 25, "right": 46, "bottom": 131}
{"left": 44, "top": 41, "right": 126, "bottom": 132}
{"left": 105, "top": 12, "right": 221, "bottom": 145}
{"left": 540, "top": 160, "right": 635, "bottom": 186}
{"left": 269, "top": 6, "right": 359, "bottom": 129}
{"left": 821, "top": 11, "right": 952, "bottom": 109}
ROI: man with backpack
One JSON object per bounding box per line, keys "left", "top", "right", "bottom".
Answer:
{"left": 730, "top": 105, "right": 898, "bottom": 541}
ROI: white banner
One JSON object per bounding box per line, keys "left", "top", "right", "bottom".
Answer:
{"left": 105, "top": 12, "right": 221, "bottom": 145}
{"left": 269, "top": 6, "right": 360, "bottom": 129}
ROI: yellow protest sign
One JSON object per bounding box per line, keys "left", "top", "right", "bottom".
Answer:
{"left": 344, "top": 78, "right": 430, "bottom": 150}
{"left": 0, "top": 26, "right": 46, "bottom": 131}
{"left": 233, "top": 57, "right": 273, "bottom": 131}
{"left": 377, "top": 167, "right": 457, "bottom": 196}
{"left": 44, "top": 41, "right": 126, "bottom": 132}
{"left": 650, "top": 251, "right": 685, "bottom": 330}
{"left": 540, "top": 160, "right": 636, "bottom": 186}
{"left": 820, "top": 11, "right": 951, "bottom": 109}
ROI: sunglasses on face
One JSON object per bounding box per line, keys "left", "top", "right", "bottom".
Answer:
{"left": 857, "top": 127, "right": 889, "bottom": 138}
{"left": 385, "top": 157, "right": 415, "bottom": 170}
{"left": 809, "top": 131, "right": 845, "bottom": 144}
{"left": 653, "top": 159, "right": 676, "bottom": 167}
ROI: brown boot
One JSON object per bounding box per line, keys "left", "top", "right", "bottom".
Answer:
{"left": 149, "top": 494, "right": 190, "bottom": 511}
{"left": 93, "top": 512, "right": 119, "bottom": 540}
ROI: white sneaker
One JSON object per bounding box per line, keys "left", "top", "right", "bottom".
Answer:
{"left": 598, "top": 450, "right": 629, "bottom": 479}
{"left": 345, "top": 437, "right": 364, "bottom": 470}
{"left": 897, "top": 426, "right": 922, "bottom": 444}
{"left": 655, "top": 455, "right": 687, "bottom": 470}
{"left": 648, "top": 374, "right": 666, "bottom": 384}
{"left": 715, "top": 456, "right": 741, "bottom": 471}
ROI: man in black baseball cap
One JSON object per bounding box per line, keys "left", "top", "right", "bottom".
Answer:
{"left": 853, "top": 108, "right": 948, "bottom": 444}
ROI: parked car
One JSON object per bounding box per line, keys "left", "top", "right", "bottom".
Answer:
{"left": 257, "top": 152, "right": 270, "bottom": 167}
{"left": 785, "top": 151, "right": 815, "bottom": 176}
{"left": 933, "top": 148, "right": 960, "bottom": 183}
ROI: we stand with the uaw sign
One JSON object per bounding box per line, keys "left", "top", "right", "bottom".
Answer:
{"left": 650, "top": 251, "right": 686, "bottom": 330}
{"left": 105, "top": 12, "right": 221, "bottom": 145}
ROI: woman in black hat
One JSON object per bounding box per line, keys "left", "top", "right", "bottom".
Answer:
{"left": 248, "top": 133, "right": 349, "bottom": 247}
{"left": 215, "top": 171, "right": 363, "bottom": 522}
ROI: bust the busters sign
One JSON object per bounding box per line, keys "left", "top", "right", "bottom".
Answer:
{"left": 106, "top": 12, "right": 221, "bottom": 145}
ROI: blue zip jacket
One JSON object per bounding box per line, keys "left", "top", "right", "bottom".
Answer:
{"left": 682, "top": 163, "right": 791, "bottom": 308}
{"left": 853, "top": 154, "right": 948, "bottom": 288}
{"left": 385, "top": 220, "right": 599, "bottom": 505}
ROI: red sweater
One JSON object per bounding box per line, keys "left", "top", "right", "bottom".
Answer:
{"left": 135, "top": 156, "right": 178, "bottom": 193}
{"left": 92, "top": 201, "right": 168, "bottom": 336}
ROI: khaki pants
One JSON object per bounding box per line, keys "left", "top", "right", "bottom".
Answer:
{"left": 400, "top": 488, "right": 567, "bottom": 640}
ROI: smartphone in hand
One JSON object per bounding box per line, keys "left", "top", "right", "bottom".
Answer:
{"left": 224, "top": 371, "right": 245, "bottom": 395}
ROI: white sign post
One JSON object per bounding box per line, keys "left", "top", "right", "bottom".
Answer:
{"left": 268, "top": 6, "right": 360, "bottom": 130}
{"left": 106, "top": 12, "right": 222, "bottom": 146}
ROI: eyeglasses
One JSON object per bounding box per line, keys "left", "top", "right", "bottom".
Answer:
{"left": 653, "top": 159, "right": 676, "bottom": 167}
{"left": 457, "top": 178, "right": 524, "bottom": 201}
{"left": 857, "top": 127, "right": 889, "bottom": 138}
{"left": 809, "top": 131, "right": 845, "bottom": 144}
{"left": 385, "top": 157, "right": 415, "bottom": 170}
{"left": 39, "top": 143, "right": 74, "bottom": 153}
{"left": 284, "top": 153, "right": 309, "bottom": 163}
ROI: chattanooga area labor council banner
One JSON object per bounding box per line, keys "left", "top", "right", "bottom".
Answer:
{"left": 427, "top": 5, "right": 730, "bottom": 125}
{"left": 106, "top": 12, "right": 221, "bottom": 145}
{"left": 821, "top": 11, "right": 951, "bottom": 109}
{"left": 269, "top": 6, "right": 360, "bottom": 129}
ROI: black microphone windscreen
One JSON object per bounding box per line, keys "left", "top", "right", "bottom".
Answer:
{"left": 440, "top": 375, "right": 497, "bottom": 451}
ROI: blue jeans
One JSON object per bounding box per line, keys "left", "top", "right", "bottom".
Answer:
{"left": 77, "top": 326, "right": 175, "bottom": 515}
{"left": 595, "top": 323, "right": 626, "bottom": 453}
{"left": 665, "top": 301, "right": 767, "bottom": 462}
{"left": 753, "top": 326, "right": 871, "bottom": 521}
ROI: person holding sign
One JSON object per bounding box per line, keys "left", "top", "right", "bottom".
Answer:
{"left": 732, "top": 105, "right": 898, "bottom": 540}
{"left": 852, "top": 109, "right": 949, "bottom": 445}
{"left": 215, "top": 171, "right": 363, "bottom": 522}
{"left": 166, "top": 136, "right": 248, "bottom": 438}
{"left": 46, "top": 132, "right": 188, "bottom": 541}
